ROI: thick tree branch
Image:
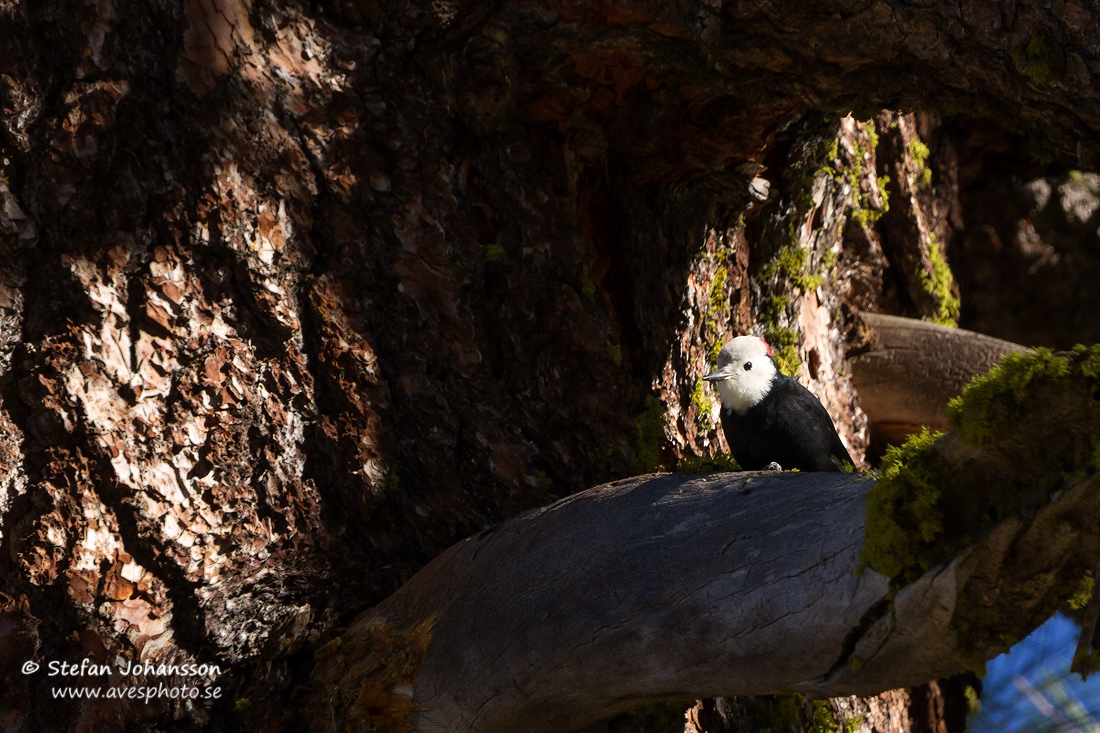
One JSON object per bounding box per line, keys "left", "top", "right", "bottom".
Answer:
{"left": 850, "top": 313, "right": 1028, "bottom": 437}
{"left": 307, "top": 469, "right": 1098, "bottom": 732}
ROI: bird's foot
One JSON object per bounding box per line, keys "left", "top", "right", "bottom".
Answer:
{"left": 765, "top": 462, "right": 783, "bottom": 472}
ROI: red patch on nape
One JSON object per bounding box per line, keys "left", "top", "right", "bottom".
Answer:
{"left": 759, "top": 338, "right": 773, "bottom": 356}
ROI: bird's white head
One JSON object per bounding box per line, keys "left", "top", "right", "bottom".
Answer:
{"left": 703, "top": 336, "right": 778, "bottom": 415}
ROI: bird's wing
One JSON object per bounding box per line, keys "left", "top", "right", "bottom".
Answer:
{"left": 778, "top": 378, "right": 855, "bottom": 469}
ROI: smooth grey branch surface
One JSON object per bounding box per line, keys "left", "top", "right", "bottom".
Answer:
{"left": 851, "top": 313, "right": 1028, "bottom": 431}
{"left": 365, "top": 471, "right": 964, "bottom": 732}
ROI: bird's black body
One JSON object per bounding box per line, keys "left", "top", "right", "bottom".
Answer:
{"left": 719, "top": 375, "right": 853, "bottom": 472}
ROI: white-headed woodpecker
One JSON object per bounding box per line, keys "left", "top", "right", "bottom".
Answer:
{"left": 703, "top": 336, "right": 853, "bottom": 472}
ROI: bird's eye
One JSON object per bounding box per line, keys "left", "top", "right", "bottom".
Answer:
{"left": 743, "top": 362, "right": 752, "bottom": 371}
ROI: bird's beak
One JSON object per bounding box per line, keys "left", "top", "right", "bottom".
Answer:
{"left": 703, "top": 367, "right": 733, "bottom": 382}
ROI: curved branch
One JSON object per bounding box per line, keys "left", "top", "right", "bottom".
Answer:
{"left": 308, "top": 467, "right": 1099, "bottom": 732}
{"left": 850, "top": 313, "right": 1028, "bottom": 437}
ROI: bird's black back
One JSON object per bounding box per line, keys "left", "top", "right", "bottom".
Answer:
{"left": 719, "top": 375, "right": 853, "bottom": 472}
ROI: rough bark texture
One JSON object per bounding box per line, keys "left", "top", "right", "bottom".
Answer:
{"left": 1, "top": 0, "right": 1099, "bottom": 730}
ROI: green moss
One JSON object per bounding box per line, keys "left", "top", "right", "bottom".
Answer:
{"left": 764, "top": 326, "right": 802, "bottom": 377}
{"left": 837, "top": 128, "right": 867, "bottom": 191}
{"left": 945, "top": 348, "right": 1074, "bottom": 447}
{"left": 849, "top": 168, "right": 892, "bottom": 230}
{"left": 907, "top": 138, "right": 933, "bottom": 187}
{"left": 800, "top": 272, "right": 824, "bottom": 292}
{"left": 848, "top": 166, "right": 861, "bottom": 191}
{"left": 964, "top": 685, "right": 981, "bottom": 717}
{"left": 607, "top": 343, "right": 623, "bottom": 367}
{"left": 850, "top": 207, "right": 882, "bottom": 228}
{"left": 702, "top": 238, "right": 736, "bottom": 365}
{"left": 918, "top": 234, "right": 960, "bottom": 327}
{"left": 707, "top": 263, "right": 730, "bottom": 316}
{"left": 485, "top": 244, "right": 505, "bottom": 262}
{"left": 631, "top": 395, "right": 668, "bottom": 474}
{"left": 836, "top": 127, "right": 889, "bottom": 235}
{"left": 1077, "top": 342, "right": 1100, "bottom": 378}
{"left": 907, "top": 139, "right": 930, "bottom": 169}
{"left": 690, "top": 376, "right": 713, "bottom": 426}
{"left": 866, "top": 348, "right": 1100, "bottom": 582}
{"left": 581, "top": 273, "right": 597, "bottom": 299}
{"left": 1013, "top": 34, "right": 1055, "bottom": 86}
{"left": 848, "top": 655, "right": 863, "bottom": 674}
{"left": 950, "top": 347, "right": 1100, "bottom": 672}
{"left": 877, "top": 174, "right": 891, "bottom": 204}
{"left": 862, "top": 346, "right": 1100, "bottom": 671}
{"left": 773, "top": 239, "right": 823, "bottom": 291}
{"left": 845, "top": 715, "right": 865, "bottom": 733}
{"left": 707, "top": 338, "right": 724, "bottom": 364}
{"left": 860, "top": 120, "right": 879, "bottom": 151}
{"left": 759, "top": 242, "right": 823, "bottom": 295}
{"left": 777, "top": 244, "right": 807, "bottom": 278}
{"left": 860, "top": 428, "right": 947, "bottom": 582}
{"left": 759, "top": 294, "right": 791, "bottom": 321}
{"left": 809, "top": 700, "right": 839, "bottom": 733}
{"left": 1069, "top": 572, "right": 1094, "bottom": 611}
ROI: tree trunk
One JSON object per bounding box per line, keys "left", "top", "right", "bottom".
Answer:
{"left": 1, "top": 0, "right": 1098, "bottom": 730}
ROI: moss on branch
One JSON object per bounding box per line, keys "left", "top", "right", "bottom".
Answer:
{"left": 860, "top": 345, "right": 1100, "bottom": 669}
{"left": 863, "top": 345, "right": 1100, "bottom": 581}
{"left": 860, "top": 428, "right": 946, "bottom": 581}
{"left": 946, "top": 346, "right": 1100, "bottom": 453}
